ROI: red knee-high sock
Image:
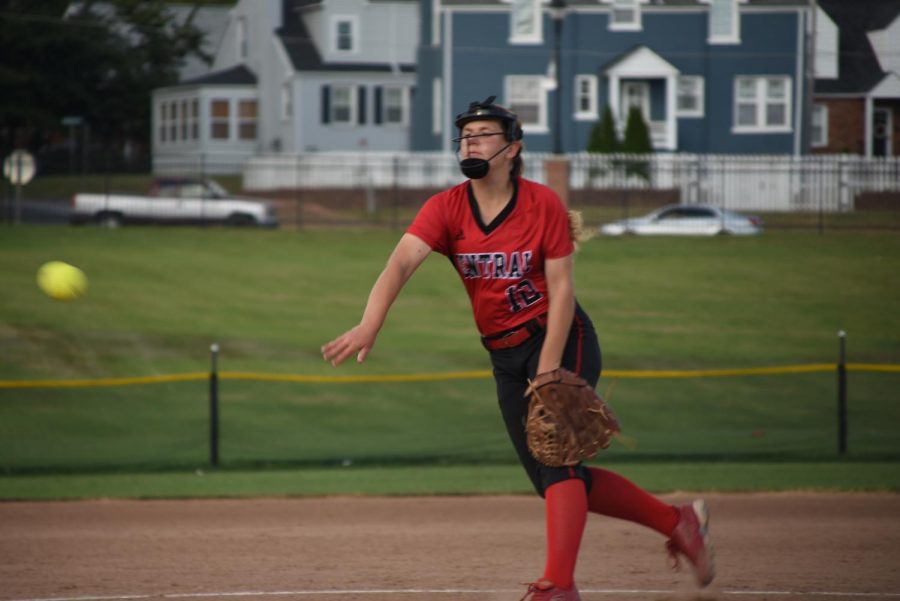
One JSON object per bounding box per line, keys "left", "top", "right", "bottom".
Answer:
{"left": 587, "top": 467, "right": 679, "bottom": 536}
{"left": 542, "top": 478, "right": 588, "bottom": 589}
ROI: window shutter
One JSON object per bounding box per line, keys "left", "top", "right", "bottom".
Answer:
{"left": 321, "top": 85, "right": 331, "bottom": 124}
{"left": 374, "top": 86, "right": 383, "bottom": 125}
{"left": 358, "top": 86, "right": 367, "bottom": 125}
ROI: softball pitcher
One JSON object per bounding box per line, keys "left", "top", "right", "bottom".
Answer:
{"left": 322, "top": 96, "right": 714, "bottom": 600}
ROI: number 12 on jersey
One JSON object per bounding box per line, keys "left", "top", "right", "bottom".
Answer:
{"left": 506, "top": 279, "right": 543, "bottom": 313}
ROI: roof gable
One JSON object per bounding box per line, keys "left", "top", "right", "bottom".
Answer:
{"left": 604, "top": 46, "right": 680, "bottom": 77}
{"left": 815, "top": 0, "right": 900, "bottom": 95}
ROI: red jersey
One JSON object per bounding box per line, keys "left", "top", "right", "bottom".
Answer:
{"left": 407, "top": 177, "right": 574, "bottom": 337}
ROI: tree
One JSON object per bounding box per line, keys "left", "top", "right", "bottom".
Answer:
{"left": 0, "top": 0, "right": 211, "bottom": 171}
{"left": 621, "top": 106, "right": 653, "bottom": 180}
{"left": 587, "top": 105, "right": 620, "bottom": 154}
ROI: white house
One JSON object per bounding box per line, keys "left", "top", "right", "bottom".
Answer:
{"left": 152, "top": 0, "right": 419, "bottom": 174}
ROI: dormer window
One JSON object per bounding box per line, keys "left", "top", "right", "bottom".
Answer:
{"left": 333, "top": 16, "right": 358, "bottom": 54}
{"left": 610, "top": 0, "right": 641, "bottom": 31}
{"left": 708, "top": 0, "right": 740, "bottom": 44}
{"left": 510, "top": 0, "right": 542, "bottom": 44}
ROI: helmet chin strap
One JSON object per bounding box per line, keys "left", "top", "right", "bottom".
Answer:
{"left": 459, "top": 142, "right": 513, "bottom": 180}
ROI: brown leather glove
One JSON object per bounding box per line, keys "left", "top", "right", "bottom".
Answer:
{"left": 525, "top": 368, "right": 622, "bottom": 467}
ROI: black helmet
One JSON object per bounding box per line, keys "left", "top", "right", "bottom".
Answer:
{"left": 454, "top": 96, "right": 523, "bottom": 142}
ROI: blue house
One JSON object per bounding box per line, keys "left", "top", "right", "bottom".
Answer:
{"left": 411, "top": 0, "right": 813, "bottom": 155}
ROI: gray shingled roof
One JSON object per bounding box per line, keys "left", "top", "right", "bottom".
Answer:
{"left": 178, "top": 64, "right": 257, "bottom": 87}
{"left": 815, "top": 0, "right": 900, "bottom": 95}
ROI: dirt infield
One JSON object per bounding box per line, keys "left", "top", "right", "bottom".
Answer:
{"left": 1, "top": 493, "right": 899, "bottom": 601}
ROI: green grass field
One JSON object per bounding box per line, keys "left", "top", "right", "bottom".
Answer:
{"left": 0, "top": 226, "right": 898, "bottom": 498}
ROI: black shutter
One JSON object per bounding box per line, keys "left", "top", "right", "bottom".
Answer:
{"left": 374, "top": 86, "right": 383, "bottom": 125}
{"left": 358, "top": 86, "right": 367, "bottom": 125}
{"left": 321, "top": 85, "right": 331, "bottom": 124}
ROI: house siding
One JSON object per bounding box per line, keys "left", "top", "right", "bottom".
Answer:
{"left": 813, "top": 98, "right": 865, "bottom": 155}
{"left": 412, "top": 3, "right": 808, "bottom": 154}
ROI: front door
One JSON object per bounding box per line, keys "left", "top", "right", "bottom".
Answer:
{"left": 873, "top": 107, "right": 893, "bottom": 157}
{"left": 621, "top": 81, "right": 650, "bottom": 123}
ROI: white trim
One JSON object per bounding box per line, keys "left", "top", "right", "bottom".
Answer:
{"left": 608, "top": 0, "right": 642, "bottom": 31}
{"left": 505, "top": 74, "right": 549, "bottom": 133}
{"left": 432, "top": 0, "right": 441, "bottom": 46}
{"left": 574, "top": 74, "right": 598, "bottom": 121}
{"left": 676, "top": 76, "right": 705, "bottom": 118}
{"left": 705, "top": 0, "right": 741, "bottom": 45}
{"left": 281, "top": 83, "right": 293, "bottom": 121}
{"left": 330, "top": 84, "right": 358, "bottom": 126}
{"left": 381, "top": 85, "right": 410, "bottom": 127}
{"left": 793, "top": 7, "right": 804, "bottom": 156}
{"left": 442, "top": 11, "right": 453, "bottom": 152}
{"left": 509, "top": 0, "right": 543, "bottom": 44}
{"left": 811, "top": 104, "right": 828, "bottom": 148}
{"left": 236, "top": 17, "right": 248, "bottom": 61}
{"left": 732, "top": 75, "right": 793, "bottom": 134}
{"left": 331, "top": 15, "right": 360, "bottom": 54}
{"left": 870, "top": 72, "right": 900, "bottom": 98}
{"left": 432, "top": 77, "right": 443, "bottom": 135}
{"left": 605, "top": 46, "right": 680, "bottom": 149}
{"left": 865, "top": 96, "right": 874, "bottom": 157}
{"left": 873, "top": 106, "right": 893, "bottom": 157}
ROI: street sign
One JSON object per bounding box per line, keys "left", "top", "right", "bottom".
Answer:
{"left": 3, "top": 150, "right": 36, "bottom": 185}
{"left": 61, "top": 116, "right": 83, "bottom": 127}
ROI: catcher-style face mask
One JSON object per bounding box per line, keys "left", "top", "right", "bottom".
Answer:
{"left": 453, "top": 96, "right": 523, "bottom": 180}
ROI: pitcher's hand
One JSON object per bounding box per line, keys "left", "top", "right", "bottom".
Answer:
{"left": 321, "top": 324, "right": 377, "bottom": 367}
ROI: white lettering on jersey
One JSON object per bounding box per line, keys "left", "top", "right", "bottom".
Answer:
{"left": 454, "top": 250, "right": 532, "bottom": 280}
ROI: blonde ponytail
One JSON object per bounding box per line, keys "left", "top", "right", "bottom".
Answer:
{"left": 568, "top": 210, "right": 594, "bottom": 251}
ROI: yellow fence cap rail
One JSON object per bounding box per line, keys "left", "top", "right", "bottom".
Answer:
{"left": 0, "top": 363, "right": 896, "bottom": 389}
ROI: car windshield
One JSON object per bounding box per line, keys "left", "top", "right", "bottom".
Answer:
{"left": 207, "top": 180, "right": 229, "bottom": 198}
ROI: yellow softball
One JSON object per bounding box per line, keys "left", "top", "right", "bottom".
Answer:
{"left": 37, "top": 261, "right": 88, "bottom": 301}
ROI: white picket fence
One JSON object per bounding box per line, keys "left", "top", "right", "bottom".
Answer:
{"left": 157, "top": 152, "right": 900, "bottom": 213}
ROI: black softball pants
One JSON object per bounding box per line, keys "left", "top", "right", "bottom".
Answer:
{"left": 488, "top": 303, "right": 602, "bottom": 497}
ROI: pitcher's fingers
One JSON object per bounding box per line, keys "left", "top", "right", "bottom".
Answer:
{"left": 357, "top": 346, "right": 371, "bottom": 363}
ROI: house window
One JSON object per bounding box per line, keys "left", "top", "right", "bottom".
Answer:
{"left": 282, "top": 84, "right": 293, "bottom": 120}
{"left": 510, "top": 0, "right": 541, "bottom": 43}
{"left": 211, "top": 99, "right": 230, "bottom": 140}
{"left": 610, "top": 0, "right": 641, "bottom": 31}
{"left": 333, "top": 16, "right": 358, "bottom": 53}
{"left": 676, "top": 76, "right": 705, "bottom": 117}
{"left": 190, "top": 99, "right": 199, "bottom": 140}
{"left": 158, "top": 102, "right": 167, "bottom": 143}
{"left": 239, "top": 100, "right": 257, "bottom": 140}
{"left": 574, "top": 75, "right": 598, "bottom": 120}
{"left": 505, "top": 75, "right": 548, "bottom": 131}
{"left": 180, "top": 99, "right": 189, "bottom": 140}
{"left": 236, "top": 17, "right": 248, "bottom": 60}
{"left": 432, "top": 77, "right": 442, "bottom": 134}
{"left": 331, "top": 85, "right": 356, "bottom": 124}
{"left": 734, "top": 76, "right": 791, "bottom": 132}
{"left": 811, "top": 104, "right": 828, "bottom": 147}
{"left": 382, "top": 86, "right": 407, "bottom": 125}
{"left": 169, "top": 102, "right": 178, "bottom": 142}
{"left": 709, "top": 0, "right": 739, "bottom": 44}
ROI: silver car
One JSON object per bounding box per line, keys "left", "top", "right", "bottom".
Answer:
{"left": 599, "top": 204, "right": 763, "bottom": 236}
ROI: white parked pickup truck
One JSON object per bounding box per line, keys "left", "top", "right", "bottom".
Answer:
{"left": 71, "top": 178, "right": 279, "bottom": 228}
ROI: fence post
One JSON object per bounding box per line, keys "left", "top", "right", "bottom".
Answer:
{"left": 837, "top": 330, "right": 847, "bottom": 455}
{"left": 209, "top": 343, "right": 220, "bottom": 467}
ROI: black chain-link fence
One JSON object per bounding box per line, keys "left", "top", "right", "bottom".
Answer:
{"left": 6, "top": 152, "right": 899, "bottom": 231}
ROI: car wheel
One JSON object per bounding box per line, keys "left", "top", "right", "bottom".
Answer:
{"left": 96, "top": 212, "right": 123, "bottom": 228}
{"left": 226, "top": 213, "right": 257, "bottom": 227}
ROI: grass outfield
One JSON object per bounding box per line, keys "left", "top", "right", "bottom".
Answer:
{"left": 0, "top": 226, "right": 898, "bottom": 496}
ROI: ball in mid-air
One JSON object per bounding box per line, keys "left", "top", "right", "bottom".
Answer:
{"left": 37, "top": 261, "right": 88, "bottom": 301}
